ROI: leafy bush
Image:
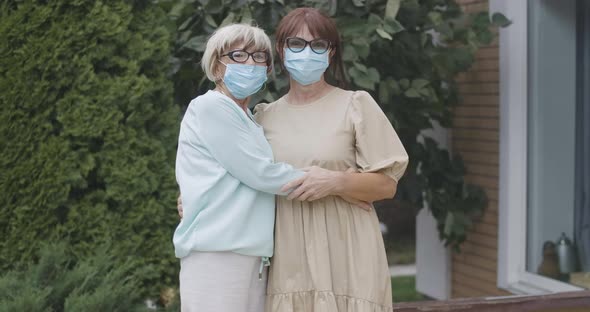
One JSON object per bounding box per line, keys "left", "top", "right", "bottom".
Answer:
{"left": 159, "top": 0, "right": 509, "bottom": 249}
{"left": 0, "top": 0, "right": 180, "bottom": 296}
{"left": 0, "top": 243, "right": 157, "bottom": 312}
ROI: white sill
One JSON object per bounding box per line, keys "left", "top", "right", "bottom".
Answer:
{"left": 500, "top": 272, "right": 585, "bottom": 295}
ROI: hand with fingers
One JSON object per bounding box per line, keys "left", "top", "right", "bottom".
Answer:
{"left": 177, "top": 194, "right": 183, "bottom": 219}
{"left": 280, "top": 166, "right": 342, "bottom": 201}
{"left": 280, "top": 166, "right": 373, "bottom": 211}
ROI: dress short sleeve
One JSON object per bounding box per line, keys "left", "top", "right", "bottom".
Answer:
{"left": 351, "top": 91, "right": 409, "bottom": 182}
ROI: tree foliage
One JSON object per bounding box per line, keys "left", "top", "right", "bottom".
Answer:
{"left": 159, "top": 0, "right": 510, "bottom": 249}
{"left": 0, "top": 0, "right": 180, "bottom": 296}
{"left": 0, "top": 243, "right": 163, "bottom": 312}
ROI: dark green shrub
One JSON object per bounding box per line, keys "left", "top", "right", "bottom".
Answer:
{"left": 0, "top": 0, "right": 180, "bottom": 296}
{"left": 0, "top": 243, "right": 155, "bottom": 312}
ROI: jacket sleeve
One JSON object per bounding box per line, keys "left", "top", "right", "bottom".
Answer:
{"left": 189, "top": 100, "right": 303, "bottom": 195}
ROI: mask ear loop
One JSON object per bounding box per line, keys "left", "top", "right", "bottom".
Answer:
{"left": 215, "top": 60, "right": 229, "bottom": 90}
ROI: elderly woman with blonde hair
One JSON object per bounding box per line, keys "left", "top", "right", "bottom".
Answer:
{"left": 173, "top": 23, "right": 363, "bottom": 312}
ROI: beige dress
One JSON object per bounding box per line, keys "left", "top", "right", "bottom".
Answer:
{"left": 255, "top": 88, "right": 409, "bottom": 312}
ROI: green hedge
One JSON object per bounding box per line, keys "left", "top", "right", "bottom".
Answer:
{"left": 0, "top": 1, "right": 180, "bottom": 297}
{"left": 0, "top": 243, "right": 160, "bottom": 312}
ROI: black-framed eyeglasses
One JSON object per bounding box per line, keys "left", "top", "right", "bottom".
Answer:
{"left": 221, "top": 50, "right": 270, "bottom": 64}
{"left": 285, "top": 37, "right": 331, "bottom": 54}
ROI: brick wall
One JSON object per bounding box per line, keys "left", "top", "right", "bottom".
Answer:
{"left": 450, "top": 0, "right": 511, "bottom": 298}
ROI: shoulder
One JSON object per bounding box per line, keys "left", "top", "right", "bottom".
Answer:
{"left": 254, "top": 96, "right": 284, "bottom": 113}
{"left": 351, "top": 90, "right": 377, "bottom": 106}
{"left": 324, "top": 88, "right": 372, "bottom": 109}
{"left": 253, "top": 98, "right": 283, "bottom": 122}
{"left": 253, "top": 102, "right": 272, "bottom": 115}
{"left": 349, "top": 90, "right": 383, "bottom": 112}
{"left": 348, "top": 90, "right": 388, "bottom": 124}
{"left": 187, "top": 91, "right": 241, "bottom": 120}
{"left": 190, "top": 91, "right": 230, "bottom": 112}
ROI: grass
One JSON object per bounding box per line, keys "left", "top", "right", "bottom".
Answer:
{"left": 391, "top": 276, "right": 426, "bottom": 302}
{"left": 385, "top": 236, "right": 423, "bottom": 302}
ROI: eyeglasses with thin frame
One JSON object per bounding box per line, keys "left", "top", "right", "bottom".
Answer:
{"left": 285, "top": 37, "right": 331, "bottom": 54}
{"left": 221, "top": 50, "right": 270, "bottom": 64}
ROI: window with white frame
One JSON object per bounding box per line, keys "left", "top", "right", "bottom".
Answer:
{"left": 496, "top": 0, "right": 589, "bottom": 294}
{"left": 526, "top": 0, "right": 588, "bottom": 287}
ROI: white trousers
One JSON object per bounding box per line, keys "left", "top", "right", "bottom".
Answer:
{"left": 179, "top": 251, "right": 267, "bottom": 312}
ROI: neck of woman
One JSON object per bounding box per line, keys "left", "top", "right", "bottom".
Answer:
{"left": 286, "top": 77, "right": 333, "bottom": 106}
{"left": 215, "top": 84, "right": 249, "bottom": 112}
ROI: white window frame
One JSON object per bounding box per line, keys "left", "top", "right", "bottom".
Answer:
{"left": 493, "top": 0, "right": 584, "bottom": 294}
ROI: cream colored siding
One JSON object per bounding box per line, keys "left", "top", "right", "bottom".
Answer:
{"left": 451, "top": 0, "right": 510, "bottom": 298}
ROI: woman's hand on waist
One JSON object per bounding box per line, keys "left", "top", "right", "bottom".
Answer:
{"left": 279, "top": 166, "right": 370, "bottom": 208}
{"left": 280, "top": 166, "right": 344, "bottom": 201}
{"left": 280, "top": 167, "right": 373, "bottom": 211}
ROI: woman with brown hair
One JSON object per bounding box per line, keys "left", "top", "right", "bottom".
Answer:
{"left": 254, "top": 7, "right": 409, "bottom": 312}
{"left": 173, "top": 23, "right": 366, "bottom": 312}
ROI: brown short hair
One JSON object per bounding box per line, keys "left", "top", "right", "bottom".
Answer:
{"left": 275, "top": 8, "right": 348, "bottom": 88}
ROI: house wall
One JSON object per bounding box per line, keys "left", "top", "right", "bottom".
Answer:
{"left": 451, "top": 0, "right": 511, "bottom": 298}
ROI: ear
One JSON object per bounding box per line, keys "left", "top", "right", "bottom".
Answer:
{"left": 328, "top": 49, "right": 335, "bottom": 66}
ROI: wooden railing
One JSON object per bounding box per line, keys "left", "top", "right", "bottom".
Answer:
{"left": 392, "top": 291, "right": 590, "bottom": 312}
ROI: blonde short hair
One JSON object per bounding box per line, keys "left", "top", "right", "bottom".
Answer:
{"left": 201, "top": 23, "right": 273, "bottom": 82}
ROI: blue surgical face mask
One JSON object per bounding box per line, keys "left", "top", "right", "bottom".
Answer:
{"left": 284, "top": 47, "right": 329, "bottom": 86}
{"left": 220, "top": 62, "right": 267, "bottom": 99}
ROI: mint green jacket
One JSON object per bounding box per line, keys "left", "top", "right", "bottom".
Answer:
{"left": 173, "top": 90, "right": 303, "bottom": 259}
